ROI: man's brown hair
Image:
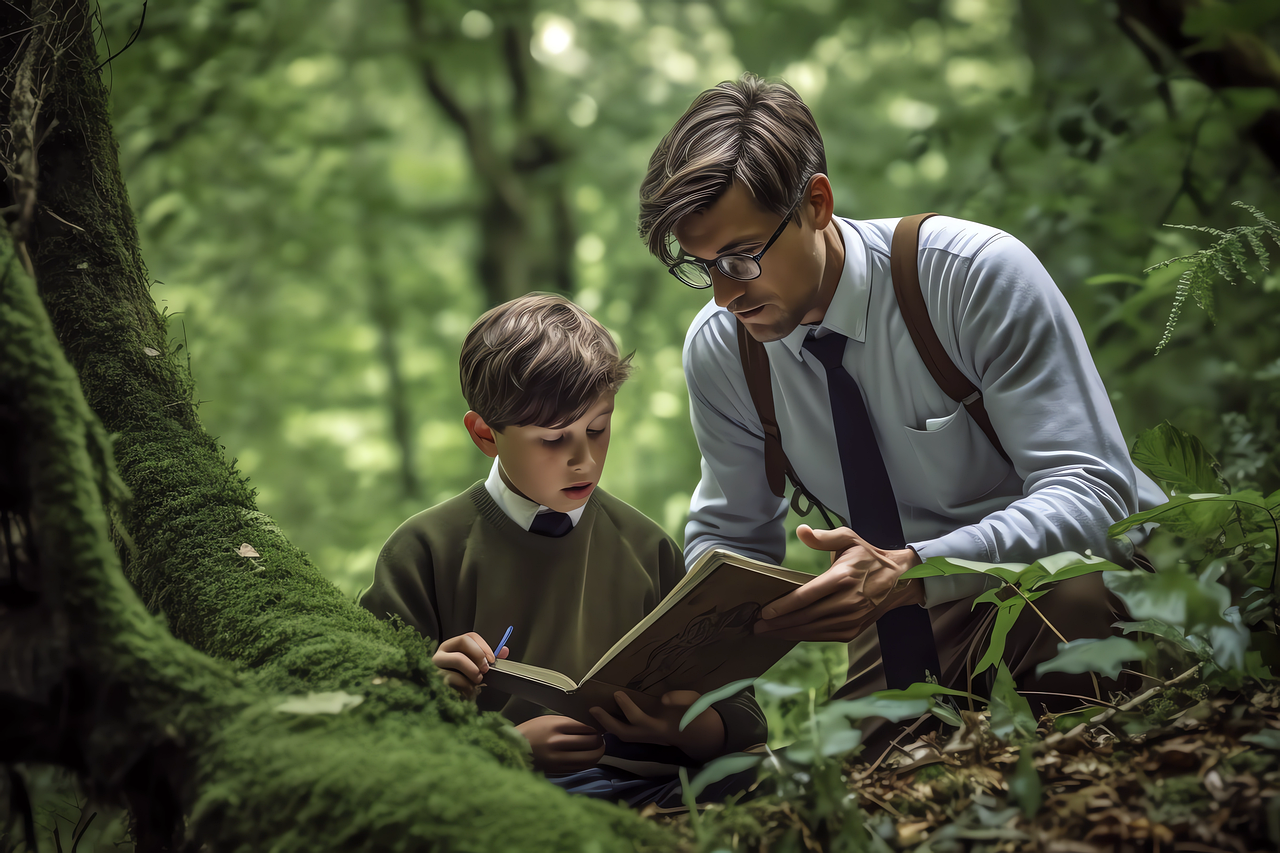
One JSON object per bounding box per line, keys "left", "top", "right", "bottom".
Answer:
{"left": 460, "top": 293, "right": 632, "bottom": 431}
{"left": 638, "top": 73, "right": 827, "bottom": 266}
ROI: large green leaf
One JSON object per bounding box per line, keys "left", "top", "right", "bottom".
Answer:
{"left": 822, "top": 696, "right": 931, "bottom": 723}
{"left": 684, "top": 752, "right": 763, "bottom": 800}
{"left": 1035, "top": 636, "right": 1149, "bottom": 679}
{"left": 872, "top": 682, "right": 983, "bottom": 703}
{"left": 973, "top": 594, "right": 1029, "bottom": 675}
{"left": 1108, "top": 491, "right": 1268, "bottom": 539}
{"left": 1104, "top": 565, "right": 1231, "bottom": 634}
{"left": 906, "top": 552, "right": 1121, "bottom": 592}
{"left": 989, "top": 663, "right": 1038, "bottom": 742}
{"left": 679, "top": 677, "right": 757, "bottom": 732}
{"left": 1130, "top": 422, "right": 1227, "bottom": 495}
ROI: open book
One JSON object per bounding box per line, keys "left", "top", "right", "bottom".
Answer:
{"left": 481, "top": 548, "right": 814, "bottom": 729}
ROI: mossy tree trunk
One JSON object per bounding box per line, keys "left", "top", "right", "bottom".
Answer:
{"left": 0, "top": 2, "right": 667, "bottom": 850}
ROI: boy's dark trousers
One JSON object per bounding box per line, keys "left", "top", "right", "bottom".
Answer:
{"left": 545, "top": 735, "right": 759, "bottom": 811}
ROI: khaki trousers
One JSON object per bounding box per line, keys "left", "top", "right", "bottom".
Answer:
{"left": 832, "top": 572, "right": 1135, "bottom": 734}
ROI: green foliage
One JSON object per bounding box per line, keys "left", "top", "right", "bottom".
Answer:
{"left": 904, "top": 551, "right": 1125, "bottom": 674}
{"left": 754, "top": 641, "right": 848, "bottom": 747}
{"left": 96, "top": 0, "right": 1280, "bottom": 600}
{"left": 1131, "top": 421, "right": 1229, "bottom": 495}
{"left": 1147, "top": 202, "right": 1280, "bottom": 354}
{"left": 1104, "top": 424, "right": 1278, "bottom": 693}
{"left": 988, "top": 663, "right": 1037, "bottom": 743}
{"left": 680, "top": 677, "right": 756, "bottom": 732}
{"left": 1035, "top": 636, "right": 1150, "bottom": 680}
{"left": 1007, "top": 750, "right": 1042, "bottom": 820}
{"left": 74, "top": 1, "right": 1280, "bottom": 846}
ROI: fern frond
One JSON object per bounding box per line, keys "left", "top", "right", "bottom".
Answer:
{"left": 1149, "top": 202, "right": 1280, "bottom": 355}
{"left": 1222, "top": 237, "right": 1254, "bottom": 283}
{"left": 1245, "top": 230, "right": 1270, "bottom": 271}
{"left": 1165, "top": 223, "right": 1229, "bottom": 238}
{"left": 1186, "top": 264, "right": 1216, "bottom": 320}
{"left": 1157, "top": 280, "right": 1192, "bottom": 353}
{"left": 1209, "top": 246, "right": 1235, "bottom": 283}
{"left": 1144, "top": 253, "right": 1196, "bottom": 273}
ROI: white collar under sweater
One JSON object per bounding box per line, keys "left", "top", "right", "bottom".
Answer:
{"left": 483, "top": 458, "right": 586, "bottom": 531}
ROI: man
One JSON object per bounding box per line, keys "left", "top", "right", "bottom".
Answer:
{"left": 637, "top": 74, "right": 1165, "bottom": 709}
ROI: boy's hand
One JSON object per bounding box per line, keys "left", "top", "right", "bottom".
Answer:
{"left": 516, "top": 715, "right": 606, "bottom": 773}
{"left": 589, "top": 690, "right": 726, "bottom": 763}
{"left": 432, "top": 631, "right": 509, "bottom": 699}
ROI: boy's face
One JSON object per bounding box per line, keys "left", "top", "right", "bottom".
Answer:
{"left": 465, "top": 391, "right": 615, "bottom": 513}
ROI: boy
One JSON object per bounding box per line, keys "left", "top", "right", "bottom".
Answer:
{"left": 360, "top": 293, "right": 765, "bottom": 806}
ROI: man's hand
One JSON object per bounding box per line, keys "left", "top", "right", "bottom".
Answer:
{"left": 589, "top": 690, "right": 726, "bottom": 763}
{"left": 516, "top": 715, "right": 606, "bottom": 773}
{"left": 753, "top": 525, "right": 925, "bottom": 642}
{"left": 432, "top": 631, "right": 509, "bottom": 699}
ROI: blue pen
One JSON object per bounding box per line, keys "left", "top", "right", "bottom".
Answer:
{"left": 492, "top": 625, "right": 514, "bottom": 660}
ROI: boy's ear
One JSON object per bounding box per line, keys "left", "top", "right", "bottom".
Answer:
{"left": 463, "top": 411, "right": 500, "bottom": 458}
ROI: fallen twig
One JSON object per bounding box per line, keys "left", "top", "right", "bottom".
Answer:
{"left": 1040, "top": 664, "right": 1201, "bottom": 749}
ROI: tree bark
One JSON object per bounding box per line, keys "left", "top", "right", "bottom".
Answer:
{"left": 0, "top": 2, "right": 666, "bottom": 849}
{"left": 403, "top": 0, "right": 576, "bottom": 307}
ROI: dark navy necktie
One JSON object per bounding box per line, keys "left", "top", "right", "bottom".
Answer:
{"left": 529, "top": 510, "right": 573, "bottom": 538}
{"left": 803, "top": 331, "right": 942, "bottom": 690}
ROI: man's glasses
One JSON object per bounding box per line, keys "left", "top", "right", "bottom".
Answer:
{"left": 666, "top": 178, "right": 810, "bottom": 290}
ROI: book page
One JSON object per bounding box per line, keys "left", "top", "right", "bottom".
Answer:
{"left": 485, "top": 658, "right": 577, "bottom": 692}
{"left": 583, "top": 550, "right": 812, "bottom": 695}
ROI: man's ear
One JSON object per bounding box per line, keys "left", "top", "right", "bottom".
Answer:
{"left": 803, "top": 173, "right": 836, "bottom": 231}
{"left": 463, "top": 411, "right": 500, "bottom": 458}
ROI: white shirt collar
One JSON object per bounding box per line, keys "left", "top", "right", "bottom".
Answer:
{"left": 777, "top": 217, "right": 870, "bottom": 360}
{"left": 483, "top": 457, "right": 586, "bottom": 530}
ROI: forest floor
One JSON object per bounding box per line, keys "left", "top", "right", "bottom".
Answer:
{"left": 652, "top": 681, "right": 1280, "bottom": 852}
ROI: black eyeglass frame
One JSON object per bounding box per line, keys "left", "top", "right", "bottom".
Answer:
{"left": 666, "top": 176, "right": 813, "bottom": 290}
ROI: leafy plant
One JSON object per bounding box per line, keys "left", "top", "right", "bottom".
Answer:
{"left": 1147, "top": 201, "right": 1280, "bottom": 354}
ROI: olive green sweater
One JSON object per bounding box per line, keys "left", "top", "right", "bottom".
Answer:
{"left": 360, "top": 482, "right": 768, "bottom": 754}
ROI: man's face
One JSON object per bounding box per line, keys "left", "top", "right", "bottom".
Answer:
{"left": 493, "top": 391, "right": 615, "bottom": 512}
{"left": 672, "top": 180, "right": 831, "bottom": 342}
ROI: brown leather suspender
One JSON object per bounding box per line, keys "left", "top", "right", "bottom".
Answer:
{"left": 891, "top": 213, "right": 1009, "bottom": 463}
{"left": 736, "top": 213, "right": 1009, "bottom": 515}
{"left": 736, "top": 317, "right": 788, "bottom": 499}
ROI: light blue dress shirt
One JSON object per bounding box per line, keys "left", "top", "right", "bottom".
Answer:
{"left": 682, "top": 215, "right": 1166, "bottom": 606}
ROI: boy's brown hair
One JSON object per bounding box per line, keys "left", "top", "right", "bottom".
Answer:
{"left": 638, "top": 73, "right": 826, "bottom": 266}
{"left": 460, "top": 293, "right": 632, "bottom": 431}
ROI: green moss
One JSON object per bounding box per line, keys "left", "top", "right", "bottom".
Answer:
{"left": 0, "top": 11, "right": 678, "bottom": 848}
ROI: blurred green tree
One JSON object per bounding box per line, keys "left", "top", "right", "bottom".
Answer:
{"left": 95, "top": 0, "right": 1280, "bottom": 598}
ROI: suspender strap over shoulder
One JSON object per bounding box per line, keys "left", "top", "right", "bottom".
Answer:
{"left": 735, "top": 212, "right": 1010, "bottom": 516}
{"left": 736, "top": 319, "right": 847, "bottom": 527}
{"left": 736, "top": 321, "right": 788, "bottom": 499}
{"left": 891, "top": 214, "right": 1009, "bottom": 463}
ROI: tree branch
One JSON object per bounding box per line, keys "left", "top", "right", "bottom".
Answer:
{"left": 1117, "top": 0, "right": 1280, "bottom": 171}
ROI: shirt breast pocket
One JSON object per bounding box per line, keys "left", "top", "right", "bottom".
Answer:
{"left": 902, "top": 404, "right": 1011, "bottom": 513}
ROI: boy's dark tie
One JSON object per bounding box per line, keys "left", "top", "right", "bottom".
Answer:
{"left": 529, "top": 510, "right": 573, "bottom": 538}
{"left": 802, "top": 331, "right": 942, "bottom": 690}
